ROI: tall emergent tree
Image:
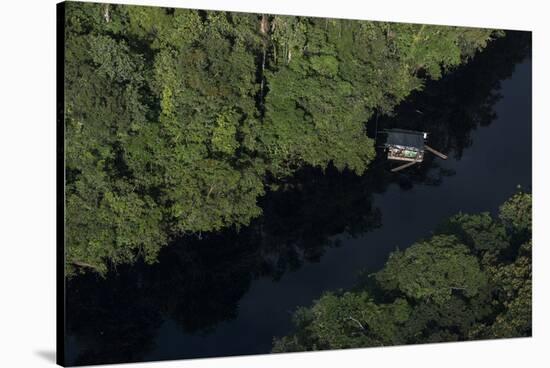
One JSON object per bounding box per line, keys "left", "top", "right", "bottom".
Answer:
{"left": 64, "top": 2, "right": 501, "bottom": 274}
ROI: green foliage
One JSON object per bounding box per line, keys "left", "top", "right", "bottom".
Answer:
{"left": 376, "top": 235, "right": 487, "bottom": 304}
{"left": 499, "top": 192, "right": 532, "bottom": 233}
{"left": 64, "top": 2, "right": 501, "bottom": 274}
{"left": 274, "top": 193, "right": 531, "bottom": 351}
{"left": 438, "top": 212, "right": 509, "bottom": 252}
{"left": 273, "top": 292, "right": 411, "bottom": 352}
{"left": 485, "top": 239, "right": 532, "bottom": 338}
{"left": 88, "top": 35, "right": 144, "bottom": 83}
{"left": 211, "top": 109, "right": 240, "bottom": 155}
{"left": 308, "top": 292, "right": 410, "bottom": 349}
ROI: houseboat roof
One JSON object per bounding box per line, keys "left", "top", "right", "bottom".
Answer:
{"left": 385, "top": 129, "right": 426, "bottom": 150}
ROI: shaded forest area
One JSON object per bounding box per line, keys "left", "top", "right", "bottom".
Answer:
{"left": 64, "top": 2, "right": 502, "bottom": 274}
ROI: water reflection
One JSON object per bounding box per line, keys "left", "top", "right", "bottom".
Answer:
{"left": 66, "top": 31, "right": 531, "bottom": 365}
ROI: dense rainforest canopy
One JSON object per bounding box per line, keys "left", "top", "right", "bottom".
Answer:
{"left": 63, "top": 2, "right": 501, "bottom": 274}
{"left": 272, "top": 192, "right": 532, "bottom": 351}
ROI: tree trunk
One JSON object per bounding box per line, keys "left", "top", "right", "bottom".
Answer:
{"left": 103, "top": 4, "right": 110, "bottom": 23}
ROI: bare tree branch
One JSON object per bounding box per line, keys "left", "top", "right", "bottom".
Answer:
{"left": 347, "top": 316, "right": 365, "bottom": 331}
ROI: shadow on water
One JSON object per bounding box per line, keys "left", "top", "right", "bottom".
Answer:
{"left": 65, "top": 31, "right": 531, "bottom": 366}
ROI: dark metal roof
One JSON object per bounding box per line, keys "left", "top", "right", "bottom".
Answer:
{"left": 385, "top": 129, "right": 426, "bottom": 149}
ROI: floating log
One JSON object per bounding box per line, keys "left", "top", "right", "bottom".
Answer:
{"left": 391, "top": 161, "right": 417, "bottom": 172}
{"left": 424, "top": 145, "right": 448, "bottom": 160}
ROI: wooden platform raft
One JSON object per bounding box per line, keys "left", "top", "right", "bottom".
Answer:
{"left": 382, "top": 129, "right": 447, "bottom": 172}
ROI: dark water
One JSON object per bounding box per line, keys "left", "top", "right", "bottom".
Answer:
{"left": 65, "top": 31, "right": 532, "bottom": 366}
